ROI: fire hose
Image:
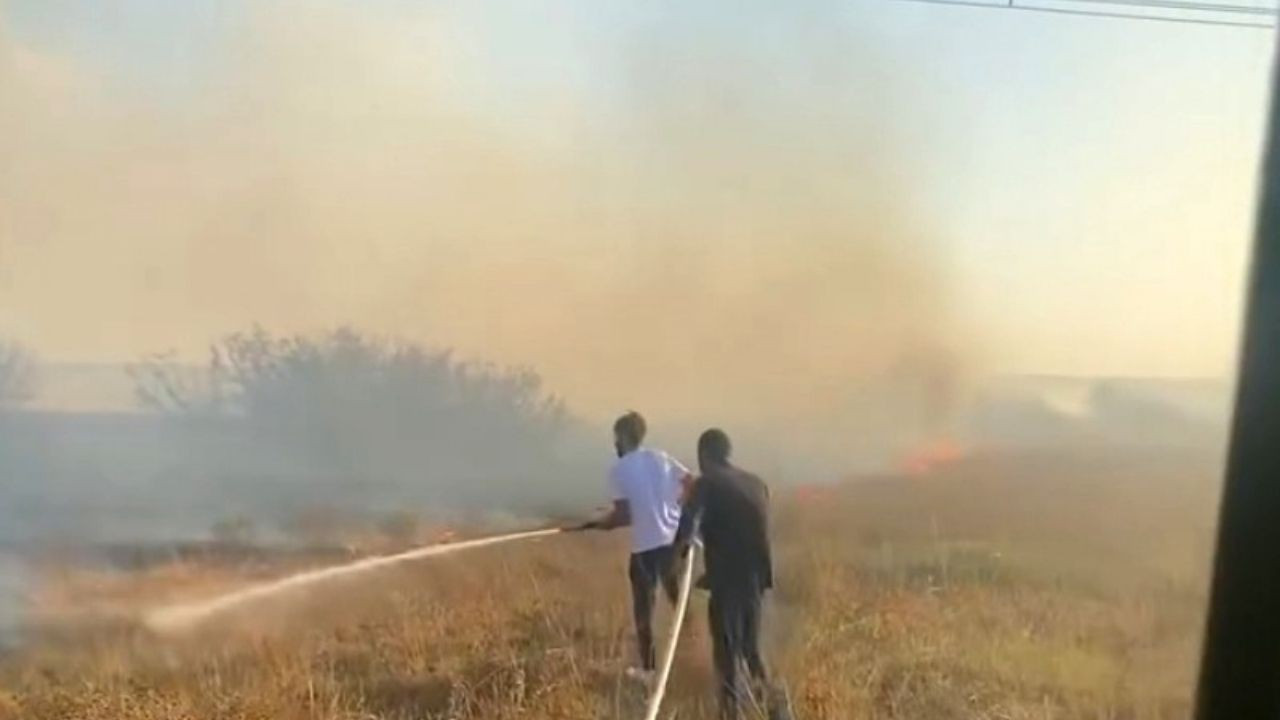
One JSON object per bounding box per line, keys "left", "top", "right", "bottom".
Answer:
{"left": 642, "top": 541, "right": 697, "bottom": 720}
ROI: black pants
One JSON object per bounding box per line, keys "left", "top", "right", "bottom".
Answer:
{"left": 629, "top": 545, "right": 679, "bottom": 670}
{"left": 709, "top": 579, "right": 769, "bottom": 720}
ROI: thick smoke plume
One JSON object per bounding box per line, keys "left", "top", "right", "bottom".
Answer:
{"left": 1, "top": 2, "right": 971, "bottom": 551}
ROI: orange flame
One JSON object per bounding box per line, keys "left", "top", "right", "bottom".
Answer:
{"left": 794, "top": 484, "right": 829, "bottom": 504}
{"left": 901, "top": 438, "right": 966, "bottom": 476}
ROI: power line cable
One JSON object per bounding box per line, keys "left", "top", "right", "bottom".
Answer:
{"left": 898, "top": 0, "right": 1276, "bottom": 29}
{"left": 1051, "top": 0, "right": 1276, "bottom": 17}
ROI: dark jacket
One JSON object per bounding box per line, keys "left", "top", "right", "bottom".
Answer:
{"left": 676, "top": 464, "right": 773, "bottom": 591}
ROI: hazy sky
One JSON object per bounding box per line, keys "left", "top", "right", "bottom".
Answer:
{"left": 0, "top": 0, "right": 1272, "bottom": 420}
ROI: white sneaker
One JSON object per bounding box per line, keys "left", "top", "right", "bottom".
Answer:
{"left": 624, "top": 666, "right": 655, "bottom": 687}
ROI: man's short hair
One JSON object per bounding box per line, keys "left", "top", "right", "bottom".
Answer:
{"left": 698, "top": 428, "right": 732, "bottom": 465}
{"left": 614, "top": 411, "right": 647, "bottom": 446}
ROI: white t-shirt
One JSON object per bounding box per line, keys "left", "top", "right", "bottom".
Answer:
{"left": 610, "top": 447, "right": 691, "bottom": 553}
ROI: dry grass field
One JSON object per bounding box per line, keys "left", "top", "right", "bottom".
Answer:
{"left": 0, "top": 449, "right": 1221, "bottom": 720}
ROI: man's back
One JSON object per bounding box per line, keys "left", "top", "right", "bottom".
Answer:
{"left": 689, "top": 465, "right": 772, "bottom": 590}
{"left": 611, "top": 447, "right": 689, "bottom": 553}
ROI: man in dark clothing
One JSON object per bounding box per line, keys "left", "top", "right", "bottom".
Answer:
{"left": 676, "top": 428, "right": 784, "bottom": 720}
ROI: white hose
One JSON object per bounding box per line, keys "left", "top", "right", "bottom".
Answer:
{"left": 145, "top": 527, "right": 562, "bottom": 633}
{"left": 642, "top": 544, "right": 697, "bottom": 720}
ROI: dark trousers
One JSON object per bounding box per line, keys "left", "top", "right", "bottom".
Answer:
{"left": 628, "top": 545, "right": 679, "bottom": 670}
{"left": 709, "top": 578, "right": 770, "bottom": 720}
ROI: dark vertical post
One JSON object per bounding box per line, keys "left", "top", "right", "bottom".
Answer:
{"left": 1196, "top": 37, "right": 1280, "bottom": 720}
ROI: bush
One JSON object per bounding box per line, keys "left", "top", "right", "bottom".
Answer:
{"left": 132, "top": 327, "right": 592, "bottom": 514}
{"left": 210, "top": 515, "right": 257, "bottom": 545}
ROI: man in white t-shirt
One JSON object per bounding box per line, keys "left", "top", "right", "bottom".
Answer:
{"left": 569, "top": 410, "right": 694, "bottom": 678}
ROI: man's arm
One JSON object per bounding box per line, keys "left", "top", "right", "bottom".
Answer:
{"left": 596, "top": 499, "right": 631, "bottom": 530}
{"left": 567, "top": 463, "right": 631, "bottom": 532}
{"left": 568, "top": 499, "right": 631, "bottom": 531}
{"left": 679, "top": 471, "right": 696, "bottom": 503}
{"left": 667, "top": 453, "right": 696, "bottom": 503}
{"left": 674, "top": 477, "right": 705, "bottom": 554}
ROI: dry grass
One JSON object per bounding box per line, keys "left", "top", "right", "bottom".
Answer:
{"left": 0, "top": 450, "right": 1219, "bottom": 719}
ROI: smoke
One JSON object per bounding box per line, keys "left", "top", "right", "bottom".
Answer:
{"left": 0, "top": 552, "right": 27, "bottom": 650}
{"left": 1, "top": 2, "right": 970, "bottom": 503}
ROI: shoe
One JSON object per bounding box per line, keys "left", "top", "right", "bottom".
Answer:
{"left": 624, "top": 666, "right": 655, "bottom": 687}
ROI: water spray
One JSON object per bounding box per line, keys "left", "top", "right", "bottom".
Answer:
{"left": 144, "top": 527, "right": 562, "bottom": 633}
{"left": 145, "top": 525, "right": 698, "bottom": 719}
